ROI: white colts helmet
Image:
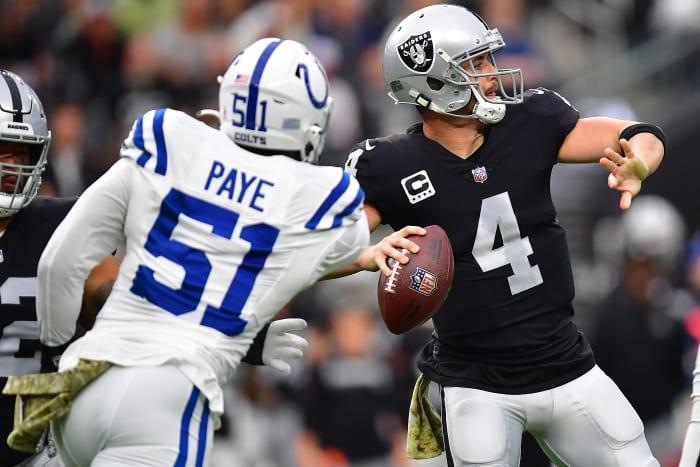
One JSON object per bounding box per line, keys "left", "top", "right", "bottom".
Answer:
{"left": 215, "top": 38, "right": 333, "bottom": 164}
{"left": 0, "top": 70, "right": 50, "bottom": 217}
{"left": 382, "top": 4, "right": 523, "bottom": 124}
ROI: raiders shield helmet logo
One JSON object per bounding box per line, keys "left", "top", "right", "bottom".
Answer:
{"left": 397, "top": 32, "right": 434, "bottom": 72}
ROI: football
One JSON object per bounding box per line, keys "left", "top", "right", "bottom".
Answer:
{"left": 377, "top": 225, "right": 454, "bottom": 334}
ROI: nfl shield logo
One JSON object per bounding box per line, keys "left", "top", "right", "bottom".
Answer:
{"left": 410, "top": 267, "right": 438, "bottom": 296}
{"left": 397, "top": 32, "right": 434, "bottom": 72}
{"left": 471, "top": 166, "right": 488, "bottom": 183}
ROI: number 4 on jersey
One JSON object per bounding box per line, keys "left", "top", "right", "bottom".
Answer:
{"left": 472, "top": 192, "right": 543, "bottom": 295}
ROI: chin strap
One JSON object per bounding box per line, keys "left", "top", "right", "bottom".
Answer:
{"left": 471, "top": 94, "right": 506, "bottom": 124}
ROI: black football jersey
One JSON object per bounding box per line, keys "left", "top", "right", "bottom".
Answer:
{"left": 345, "top": 88, "right": 596, "bottom": 393}
{"left": 0, "top": 196, "right": 75, "bottom": 377}
{"left": 0, "top": 196, "right": 75, "bottom": 463}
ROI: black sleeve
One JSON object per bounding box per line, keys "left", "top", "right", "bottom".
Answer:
{"left": 241, "top": 322, "right": 271, "bottom": 366}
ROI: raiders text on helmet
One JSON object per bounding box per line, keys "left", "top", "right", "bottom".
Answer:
{"left": 382, "top": 4, "right": 524, "bottom": 124}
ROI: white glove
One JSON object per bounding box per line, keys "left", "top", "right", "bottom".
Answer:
{"left": 262, "top": 318, "right": 308, "bottom": 375}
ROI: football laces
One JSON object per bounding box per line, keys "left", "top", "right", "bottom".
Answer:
{"left": 383, "top": 249, "right": 408, "bottom": 294}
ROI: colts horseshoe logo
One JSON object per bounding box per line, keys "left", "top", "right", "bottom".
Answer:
{"left": 298, "top": 62, "right": 329, "bottom": 109}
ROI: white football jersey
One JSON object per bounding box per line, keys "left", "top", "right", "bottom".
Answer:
{"left": 37, "top": 108, "right": 369, "bottom": 415}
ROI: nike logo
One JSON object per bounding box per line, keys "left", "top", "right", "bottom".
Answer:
{"left": 365, "top": 140, "right": 375, "bottom": 151}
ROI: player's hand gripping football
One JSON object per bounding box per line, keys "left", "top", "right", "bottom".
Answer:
{"left": 355, "top": 226, "right": 427, "bottom": 276}
{"left": 600, "top": 138, "right": 650, "bottom": 211}
{"left": 262, "top": 318, "right": 308, "bottom": 375}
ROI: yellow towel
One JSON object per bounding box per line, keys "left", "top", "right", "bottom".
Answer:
{"left": 406, "top": 373, "right": 444, "bottom": 459}
{"left": 2, "top": 359, "right": 111, "bottom": 453}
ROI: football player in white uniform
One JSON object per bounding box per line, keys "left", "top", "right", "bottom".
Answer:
{"left": 32, "top": 38, "right": 369, "bottom": 466}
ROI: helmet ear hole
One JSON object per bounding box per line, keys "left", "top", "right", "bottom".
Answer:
{"left": 304, "top": 142, "right": 314, "bottom": 158}
{"left": 426, "top": 77, "right": 444, "bottom": 91}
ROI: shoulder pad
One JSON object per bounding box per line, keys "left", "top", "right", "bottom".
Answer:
{"left": 521, "top": 87, "right": 577, "bottom": 116}
{"left": 22, "top": 196, "right": 76, "bottom": 221}
{"left": 304, "top": 169, "right": 365, "bottom": 231}
{"left": 121, "top": 108, "right": 192, "bottom": 176}
{"left": 344, "top": 133, "right": 413, "bottom": 178}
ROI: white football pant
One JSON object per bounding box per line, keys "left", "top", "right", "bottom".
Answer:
{"left": 51, "top": 365, "right": 213, "bottom": 467}
{"left": 441, "top": 365, "right": 659, "bottom": 466}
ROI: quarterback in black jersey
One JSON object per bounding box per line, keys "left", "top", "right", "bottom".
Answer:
{"left": 338, "top": 5, "right": 665, "bottom": 467}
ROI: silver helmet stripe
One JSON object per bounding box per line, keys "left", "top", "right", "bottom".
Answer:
{"left": 0, "top": 71, "right": 23, "bottom": 123}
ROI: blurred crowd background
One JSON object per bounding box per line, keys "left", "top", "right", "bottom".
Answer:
{"left": 2, "top": 0, "right": 700, "bottom": 466}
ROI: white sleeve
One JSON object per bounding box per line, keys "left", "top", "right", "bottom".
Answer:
{"left": 38, "top": 158, "right": 132, "bottom": 346}
{"left": 317, "top": 212, "right": 370, "bottom": 275}
{"left": 679, "top": 347, "right": 700, "bottom": 467}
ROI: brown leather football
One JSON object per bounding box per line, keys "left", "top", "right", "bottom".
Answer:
{"left": 377, "top": 225, "right": 454, "bottom": 334}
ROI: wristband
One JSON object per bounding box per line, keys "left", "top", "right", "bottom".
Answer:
{"left": 620, "top": 123, "right": 666, "bottom": 152}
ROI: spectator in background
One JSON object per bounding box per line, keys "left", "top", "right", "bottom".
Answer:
{"left": 294, "top": 282, "right": 410, "bottom": 467}
{"left": 551, "top": 97, "right": 639, "bottom": 334}
{"left": 685, "top": 233, "right": 700, "bottom": 303}
{"left": 307, "top": 35, "right": 363, "bottom": 168}
{"left": 43, "top": 102, "right": 86, "bottom": 197}
{"left": 476, "top": 0, "right": 553, "bottom": 88}
{"left": 223, "top": 0, "right": 316, "bottom": 54}
{"left": 147, "top": 0, "right": 228, "bottom": 110}
{"left": 211, "top": 364, "right": 303, "bottom": 467}
{"left": 110, "top": 0, "right": 179, "bottom": 37}
{"left": 650, "top": 0, "right": 700, "bottom": 35}
{"left": 312, "top": 0, "right": 386, "bottom": 84}
{"left": 588, "top": 195, "right": 696, "bottom": 464}
{"left": 622, "top": 0, "right": 657, "bottom": 47}
{"left": 354, "top": 40, "right": 417, "bottom": 139}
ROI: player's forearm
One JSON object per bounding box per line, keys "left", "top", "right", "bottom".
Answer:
{"left": 37, "top": 225, "right": 89, "bottom": 346}
{"left": 79, "top": 255, "right": 120, "bottom": 330}
{"left": 320, "top": 248, "right": 375, "bottom": 280}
